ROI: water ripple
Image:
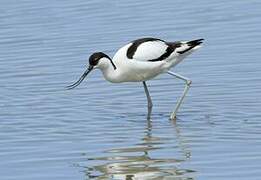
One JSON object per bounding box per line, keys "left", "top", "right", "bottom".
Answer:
{"left": 1, "top": 0, "right": 261, "bottom": 179}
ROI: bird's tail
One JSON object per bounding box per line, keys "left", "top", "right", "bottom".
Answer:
{"left": 169, "top": 38, "right": 204, "bottom": 67}
{"left": 177, "top": 38, "right": 204, "bottom": 54}
{"left": 187, "top": 39, "right": 204, "bottom": 46}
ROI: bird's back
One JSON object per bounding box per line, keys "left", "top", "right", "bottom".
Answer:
{"left": 109, "top": 38, "right": 203, "bottom": 82}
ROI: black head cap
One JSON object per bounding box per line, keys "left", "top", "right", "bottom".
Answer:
{"left": 89, "top": 52, "right": 111, "bottom": 66}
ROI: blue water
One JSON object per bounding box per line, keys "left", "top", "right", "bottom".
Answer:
{"left": 1, "top": 0, "right": 261, "bottom": 179}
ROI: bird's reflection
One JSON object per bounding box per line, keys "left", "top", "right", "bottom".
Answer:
{"left": 80, "top": 117, "right": 195, "bottom": 180}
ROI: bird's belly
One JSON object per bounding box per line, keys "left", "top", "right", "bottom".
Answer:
{"left": 104, "top": 60, "right": 166, "bottom": 83}
{"left": 124, "top": 72, "right": 158, "bottom": 82}
{"left": 115, "top": 67, "right": 163, "bottom": 82}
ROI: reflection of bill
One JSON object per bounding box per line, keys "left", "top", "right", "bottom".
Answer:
{"left": 82, "top": 119, "right": 195, "bottom": 180}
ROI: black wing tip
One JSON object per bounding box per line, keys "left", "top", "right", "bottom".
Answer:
{"left": 177, "top": 38, "right": 204, "bottom": 54}
{"left": 187, "top": 38, "right": 204, "bottom": 46}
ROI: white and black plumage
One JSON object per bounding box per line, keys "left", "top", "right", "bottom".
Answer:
{"left": 67, "top": 37, "right": 204, "bottom": 119}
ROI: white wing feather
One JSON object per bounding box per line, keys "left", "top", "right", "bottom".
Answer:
{"left": 132, "top": 41, "right": 168, "bottom": 61}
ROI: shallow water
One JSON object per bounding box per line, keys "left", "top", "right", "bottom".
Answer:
{"left": 1, "top": 0, "right": 261, "bottom": 179}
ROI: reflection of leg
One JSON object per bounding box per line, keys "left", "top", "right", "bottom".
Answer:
{"left": 171, "top": 120, "right": 191, "bottom": 160}
{"left": 167, "top": 71, "right": 192, "bottom": 120}
{"left": 142, "top": 81, "right": 153, "bottom": 120}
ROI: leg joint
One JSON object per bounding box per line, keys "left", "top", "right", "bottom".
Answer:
{"left": 186, "top": 80, "right": 192, "bottom": 86}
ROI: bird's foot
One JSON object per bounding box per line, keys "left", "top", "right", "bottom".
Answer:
{"left": 169, "top": 113, "right": 177, "bottom": 121}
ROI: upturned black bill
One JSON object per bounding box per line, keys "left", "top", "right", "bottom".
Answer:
{"left": 66, "top": 66, "right": 93, "bottom": 89}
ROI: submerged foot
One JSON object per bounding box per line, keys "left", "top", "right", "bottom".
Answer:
{"left": 170, "top": 113, "right": 177, "bottom": 121}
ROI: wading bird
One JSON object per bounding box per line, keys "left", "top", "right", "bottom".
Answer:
{"left": 67, "top": 37, "right": 203, "bottom": 120}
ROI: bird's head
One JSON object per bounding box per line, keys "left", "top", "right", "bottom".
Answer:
{"left": 66, "top": 52, "right": 116, "bottom": 89}
{"left": 89, "top": 52, "right": 115, "bottom": 70}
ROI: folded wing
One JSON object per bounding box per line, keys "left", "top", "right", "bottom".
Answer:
{"left": 126, "top": 37, "right": 203, "bottom": 62}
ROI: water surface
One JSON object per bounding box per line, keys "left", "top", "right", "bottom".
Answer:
{"left": 1, "top": 0, "right": 261, "bottom": 179}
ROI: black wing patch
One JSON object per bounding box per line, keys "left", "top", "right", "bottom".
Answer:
{"left": 126, "top": 38, "right": 204, "bottom": 62}
{"left": 127, "top": 37, "right": 183, "bottom": 62}
{"left": 127, "top": 37, "right": 162, "bottom": 59}
{"left": 148, "top": 42, "right": 181, "bottom": 62}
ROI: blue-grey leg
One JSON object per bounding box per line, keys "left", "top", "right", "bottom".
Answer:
{"left": 167, "top": 71, "right": 192, "bottom": 120}
{"left": 143, "top": 81, "right": 153, "bottom": 120}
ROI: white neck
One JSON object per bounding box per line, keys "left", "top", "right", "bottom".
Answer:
{"left": 98, "top": 58, "right": 119, "bottom": 83}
